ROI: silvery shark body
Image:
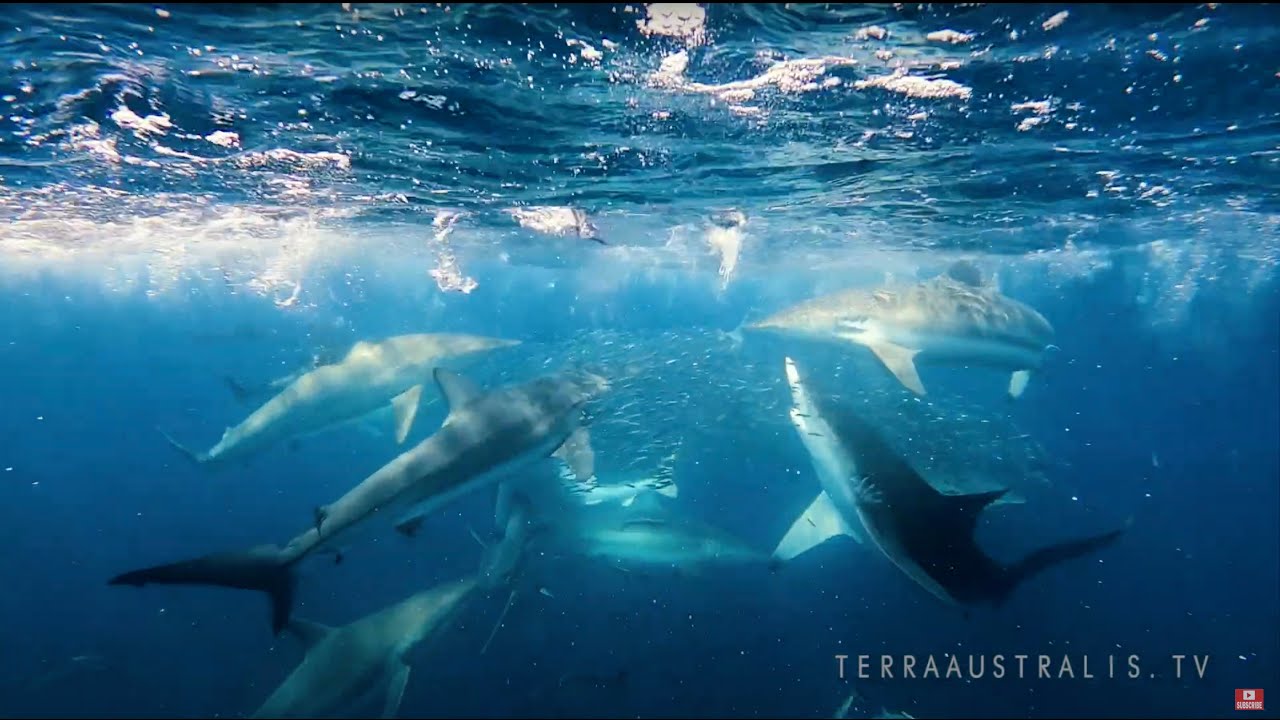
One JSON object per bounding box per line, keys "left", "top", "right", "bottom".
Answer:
{"left": 480, "top": 461, "right": 763, "bottom": 591}
{"left": 110, "top": 367, "right": 610, "bottom": 634}
{"left": 163, "top": 333, "right": 520, "bottom": 466}
{"left": 776, "top": 356, "right": 1125, "bottom": 609}
{"left": 253, "top": 576, "right": 478, "bottom": 719}
{"left": 573, "top": 513, "right": 768, "bottom": 570}
{"left": 748, "top": 262, "right": 1055, "bottom": 398}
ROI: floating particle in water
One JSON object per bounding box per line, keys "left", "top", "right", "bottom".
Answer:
{"left": 155, "top": 8, "right": 170, "bottom": 18}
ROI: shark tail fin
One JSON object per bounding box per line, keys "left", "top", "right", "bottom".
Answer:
{"left": 107, "top": 544, "right": 297, "bottom": 635}
{"left": 156, "top": 427, "right": 206, "bottom": 466}
{"left": 994, "top": 523, "right": 1129, "bottom": 608}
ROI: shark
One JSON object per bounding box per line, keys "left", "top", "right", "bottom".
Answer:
{"left": 252, "top": 575, "right": 479, "bottom": 719}
{"left": 223, "top": 346, "right": 344, "bottom": 405}
{"left": 572, "top": 510, "right": 769, "bottom": 572}
{"left": 775, "top": 356, "right": 1127, "bottom": 609}
{"left": 545, "top": 454, "right": 679, "bottom": 508}
{"left": 832, "top": 685, "right": 914, "bottom": 719}
{"left": 109, "top": 366, "right": 610, "bottom": 634}
{"left": 160, "top": 333, "right": 519, "bottom": 467}
{"left": 458, "top": 464, "right": 760, "bottom": 654}
{"left": 746, "top": 261, "right": 1055, "bottom": 399}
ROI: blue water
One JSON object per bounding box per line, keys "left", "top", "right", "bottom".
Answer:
{"left": 1, "top": 3, "right": 1278, "bottom": 719}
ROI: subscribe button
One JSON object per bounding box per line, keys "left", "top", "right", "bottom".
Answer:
{"left": 1236, "top": 689, "right": 1264, "bottom": 711}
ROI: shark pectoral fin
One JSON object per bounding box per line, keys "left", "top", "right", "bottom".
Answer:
{"left": 772, "top": 491, "right": 862, "bottom": 563}
{"left": 621, "top": 496, "right": 636, "bottom": 507}
{"left": 1008, "top": 370, "right": 1031, "bottom": 399}
{"left": 434, "top": 368, "right": 481, "bottom": 417}
{"left": 655, "top": 481, "right": 679, "bottom": 499}
{"left": 865, "top": 341, "right": 926, "bottom": 396}
{"left": 552, "top": 427, "right": 595, "bottom": 481}
{"left": 390, "top": 384, "right": 424, "bottom": 444}
{"left": 382, "top": 663, "right": 410, "bottom": 719}
{"left": 285, "top": 618, "right": 333, "bottom": 650}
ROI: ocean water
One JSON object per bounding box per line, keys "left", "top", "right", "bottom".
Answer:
{"left": 1, "top": 3, "right": 1277, "bottom": 719}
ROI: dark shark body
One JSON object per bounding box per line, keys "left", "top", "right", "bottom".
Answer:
{"left": 109, "top": 367, "right": 609, "bottom": 634}
{"left": 778, "top": 357, "right": 1125, "bottom": 608}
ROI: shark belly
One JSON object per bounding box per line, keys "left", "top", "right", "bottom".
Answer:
{"left": 393, "top": 425, "right": 575, "bottom": 533}
{"left": 789, "top": 407, "right": 866, "bottom": 534}
{"left": 583, "top": 530, "right": 692, "bottom": 566}
{"left": 779, "top": 357, "right": 868, "bottom": 554}
{"left": 881, "top": 325, "right": 1043, "bottom": 370}
{"left": 212, "top": 353, "right": 441, "bottom": 464}
{"left": 852, "top": 503, "right": 961, "bottom": 608}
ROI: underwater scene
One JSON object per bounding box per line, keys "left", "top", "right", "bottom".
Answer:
{"left": 0, "top": 3, "right": 1277, "bottom": 719}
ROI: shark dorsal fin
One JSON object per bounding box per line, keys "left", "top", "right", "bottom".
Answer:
{"left": 434, "top": 368, "right": 481, "bottom": 413}
{"left": 285, "top": 618, "right": 333, "bottom": 650}
{"left": 345, "top": 340, "right": 376, "bottom": 360}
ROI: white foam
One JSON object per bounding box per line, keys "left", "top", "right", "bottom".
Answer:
{"left": 235, "top": 148, "right": 351, "bottom": 170}
{"left": 508, "top": 206, "right": 586, "bottom": 237}
{"left": 648, "top": 51, "right": 858, "bottom": 114}
{"left": 110, "top": 106, "right": 173, "bottom": 138}
{"left": 926, "top": 30, "right": 974, "bottom": 44}
{"left": 205, "top": 130, "right": 240, "bottom": 148}
{"left": 636, "top": 3, "right": 707, "bottom": 46}
{"left": 428, "top": 210, "right": 478, "bottom": 294}
{"left": 1042, "top": 11, "right": 1069, "bottom": 31}
{"left": 854, "top": 69, "right": 972, "bottom": 100}
{"left": 705, "top": 212, "right": 745, "bottom": 290}
{"left": 0, "top": 192, "right": 356, "bottom": 302}
{"left": 855, "top": 25, "right": 889, "bottom": 41}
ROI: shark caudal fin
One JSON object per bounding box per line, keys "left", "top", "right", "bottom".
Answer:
{"left": 993, "top": 521, "right": 1129, "bottom": 608}
{"left": 108, "top": 544, "right": 297, "bottom": 634}
{"left": 156, "top": 427, "right": 207, "bottom": 466}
